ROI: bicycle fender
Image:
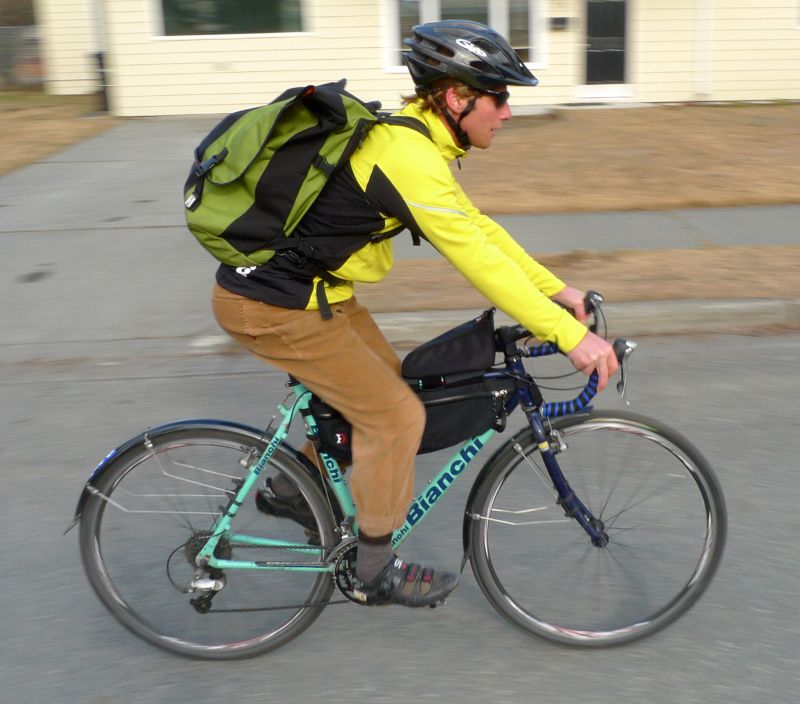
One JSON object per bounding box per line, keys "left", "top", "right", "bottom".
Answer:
{"left": 64, "top": 418, "right": 300, "bottom": 534}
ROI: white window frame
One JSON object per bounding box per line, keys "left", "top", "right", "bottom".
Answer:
{"left": 382, "top": 0, "right": 547, "bottom": 73}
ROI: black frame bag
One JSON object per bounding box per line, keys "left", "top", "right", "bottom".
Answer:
{"left": 308, "top": 376, "right": 515, "bottom": 459}
{"left": 414, "top": 376, "right": 516, "bottom": 454}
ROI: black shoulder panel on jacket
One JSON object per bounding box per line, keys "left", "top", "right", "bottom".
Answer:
{"left": 365, "top": 166, "right": 428, "bottom": 246}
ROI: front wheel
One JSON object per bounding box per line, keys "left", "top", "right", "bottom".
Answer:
{"left": 467, "top": 410, "right": 727, "bottom": 647}
{"left": 79, "top": 422, "right": 337, "bottom": 659}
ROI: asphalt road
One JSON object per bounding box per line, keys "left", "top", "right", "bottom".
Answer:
{"left": 2, "top": 332, "right": 799, "bottom": 704}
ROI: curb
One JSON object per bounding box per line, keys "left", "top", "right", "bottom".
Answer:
{"left": 195, "top": 298, "right": 800, "bottom": 354}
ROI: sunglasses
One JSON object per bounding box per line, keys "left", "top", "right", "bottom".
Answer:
{"left": 480, "top": 88, "right": 510, "bottom": 108}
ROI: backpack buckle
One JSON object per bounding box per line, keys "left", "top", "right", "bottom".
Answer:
{"left": 193, "top": 148, "right": 229, "bottom": 178}
{"left": 278, "top": 248, "right": 306, "bottom": 265}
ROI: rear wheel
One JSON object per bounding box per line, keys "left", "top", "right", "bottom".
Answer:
{"left": 468, "top": 410, "right": 726, "bottom": 646}
{"left": 79, "top": 423, "right": 337, "bottom": 659}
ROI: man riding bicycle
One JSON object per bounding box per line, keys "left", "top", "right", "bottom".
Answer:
{"left": 212, "top": 19, "right": 619, "bottom": 608}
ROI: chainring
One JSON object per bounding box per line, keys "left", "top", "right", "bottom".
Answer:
{"left": 333, "top": 540, "right": 367, "bottom": 605}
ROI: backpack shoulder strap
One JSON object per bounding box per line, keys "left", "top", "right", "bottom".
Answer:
{"left": 376, "top": 114, "right": 434, "bottom": 249}
{"left": 378, "top": 114, "right": 432, "bottom": 141}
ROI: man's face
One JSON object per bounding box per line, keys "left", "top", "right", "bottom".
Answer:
{"left": 460, "top": 87, "right": 512, "bottom": 149}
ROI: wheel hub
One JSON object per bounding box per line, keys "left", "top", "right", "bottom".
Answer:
{"left": 589, "top": 517, "right": 609, "bottom": 547}
{"left": 184, "top": 529, "right": 232, "bottom": 565}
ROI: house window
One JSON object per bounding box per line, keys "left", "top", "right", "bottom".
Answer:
{"left": 441, "top": 0, "right": 489, "bottom": 26}
{"left": 395, "top": 0, "right": 540, "bottom": 65}
{"left": 161, "top": 0, "right": 303, "bottom": 36}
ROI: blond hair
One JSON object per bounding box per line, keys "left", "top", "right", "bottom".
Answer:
{"left": 401, "top": 79, "right": 478, "bottom": 115}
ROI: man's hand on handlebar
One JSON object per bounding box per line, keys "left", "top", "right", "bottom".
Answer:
{"left": 553, "top": 286, "right": 619, "bottom": 391}
{"left": 566, "top": 332, "right": 620, "bottom": 392}
{"left": 551, "top": 286, "right": 589, "bottom": 324}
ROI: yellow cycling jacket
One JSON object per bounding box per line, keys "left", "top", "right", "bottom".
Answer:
{"left": 215, "top": 100, "right": 587, "bottom": 352}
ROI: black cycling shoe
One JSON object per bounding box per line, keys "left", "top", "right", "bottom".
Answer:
{"left": 255, "top": 478, "right": 320, "bottom": 542}
{"left": 350, "top": 557, "right": 460, "bottom": 608}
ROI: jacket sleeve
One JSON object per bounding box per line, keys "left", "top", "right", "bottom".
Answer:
{"left": 450, "top": 179, "right": 568, "bottom": 297}
{"left": 380, "top": 140, "right": 587, "bottom": 352}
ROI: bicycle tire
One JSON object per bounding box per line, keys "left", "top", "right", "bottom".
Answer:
{"left": 79, "top": 422, "right": 337, "bottom": 659}
{"left": 467, "top": 409, "right": 726, "bottom": 647}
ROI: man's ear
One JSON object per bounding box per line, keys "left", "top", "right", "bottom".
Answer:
{"left": 443, "top": 87, "right": 465, "bottom": 115}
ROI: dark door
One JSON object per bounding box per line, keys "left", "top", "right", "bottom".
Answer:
{"left": 585, "top": 0, "right": 627, "bottom": 84}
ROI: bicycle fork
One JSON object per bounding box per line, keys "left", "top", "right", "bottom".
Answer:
{"left": 526, "top": 411, "right": 609, "bottom": 548}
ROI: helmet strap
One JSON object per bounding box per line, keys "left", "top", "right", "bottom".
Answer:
{"left": 443, "top": 95, "right": 477, "bottom": 150}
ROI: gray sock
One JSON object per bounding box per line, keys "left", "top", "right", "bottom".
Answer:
{"left": 356, "top": 533, "right": 394, "bottom": 584}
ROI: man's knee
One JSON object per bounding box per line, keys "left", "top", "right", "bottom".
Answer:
{"left": 393, "top": 389, "right": 426, "bottom": 439}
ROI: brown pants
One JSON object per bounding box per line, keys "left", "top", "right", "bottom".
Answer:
{"left": 211, "top": 284, "right": 425, "bottom": 535}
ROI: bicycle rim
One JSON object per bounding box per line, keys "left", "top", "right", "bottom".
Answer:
{"left": 79, "top": 425, "right": 336, "bottom": 659}
{"left": 469, "top": 410, "right": 726, "bottom": 646}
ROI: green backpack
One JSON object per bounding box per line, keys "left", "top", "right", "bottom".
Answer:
{"left": 184, "top": 80, "right": 429, "bottom": 272}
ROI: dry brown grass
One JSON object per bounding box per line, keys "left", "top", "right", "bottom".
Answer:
{"left": 460, "top": 103, "right": 800, "bottom": 215}
{"left": 0, "top": 91, "right": 115, "bottom": 176}
{"left": 357, "top": 245, "right": 800, "bottom": 312}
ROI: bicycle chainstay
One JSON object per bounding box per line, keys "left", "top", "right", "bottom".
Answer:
{"left": 196, "top": 540, "right": 352, "bottom": 613}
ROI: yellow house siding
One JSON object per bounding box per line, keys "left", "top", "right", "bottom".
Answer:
{"left": 33, "top": 0, "right": 97, "bottom": 94}
{"left": 711, "top": 1, "right": 800, "bottom": 100}
{"left": 33, "top": 1, "right": 800, "bottom": 114}
{"left": 634, "top": 0, "right": 697, "bottom": 102}
{"left": 101, "top": 0, "right": 418, "bottom": 116}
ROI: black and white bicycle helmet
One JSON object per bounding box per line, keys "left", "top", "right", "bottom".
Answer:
{"left": 402, "top": 20, "right": 539, "bottom": 92}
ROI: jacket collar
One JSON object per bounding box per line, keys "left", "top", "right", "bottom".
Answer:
{"left": 398, "top": 101, "right": 467, "bottom": 162}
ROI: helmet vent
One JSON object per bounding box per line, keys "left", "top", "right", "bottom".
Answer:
{"left": 469, "top": 60, "right": 493, "bottom": 73}
{"left": 473, "top": 38, "right": 496, "bottom": 54}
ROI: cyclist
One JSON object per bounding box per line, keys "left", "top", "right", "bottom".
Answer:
{"left": 212, "top": 19, "right": 619, "bottom": 608}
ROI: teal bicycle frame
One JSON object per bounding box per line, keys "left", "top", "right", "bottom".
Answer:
{"left": 196, "top": 380, "right": 496, "bottom": 573}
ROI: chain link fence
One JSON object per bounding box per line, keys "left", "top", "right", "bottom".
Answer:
{"left": 0, "top": 26, "right": 42, "bottom": 89}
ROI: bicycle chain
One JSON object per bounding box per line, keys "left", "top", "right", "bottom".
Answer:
{"left": 205, "top": 596, "right": 351, "bottom": 613}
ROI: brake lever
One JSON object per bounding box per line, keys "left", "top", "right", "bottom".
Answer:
{"left": 612, "top": 339, "right": 638, "bottom": 405}
{"left": 583, "top": 290, "right": 605, "bottom": 333}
